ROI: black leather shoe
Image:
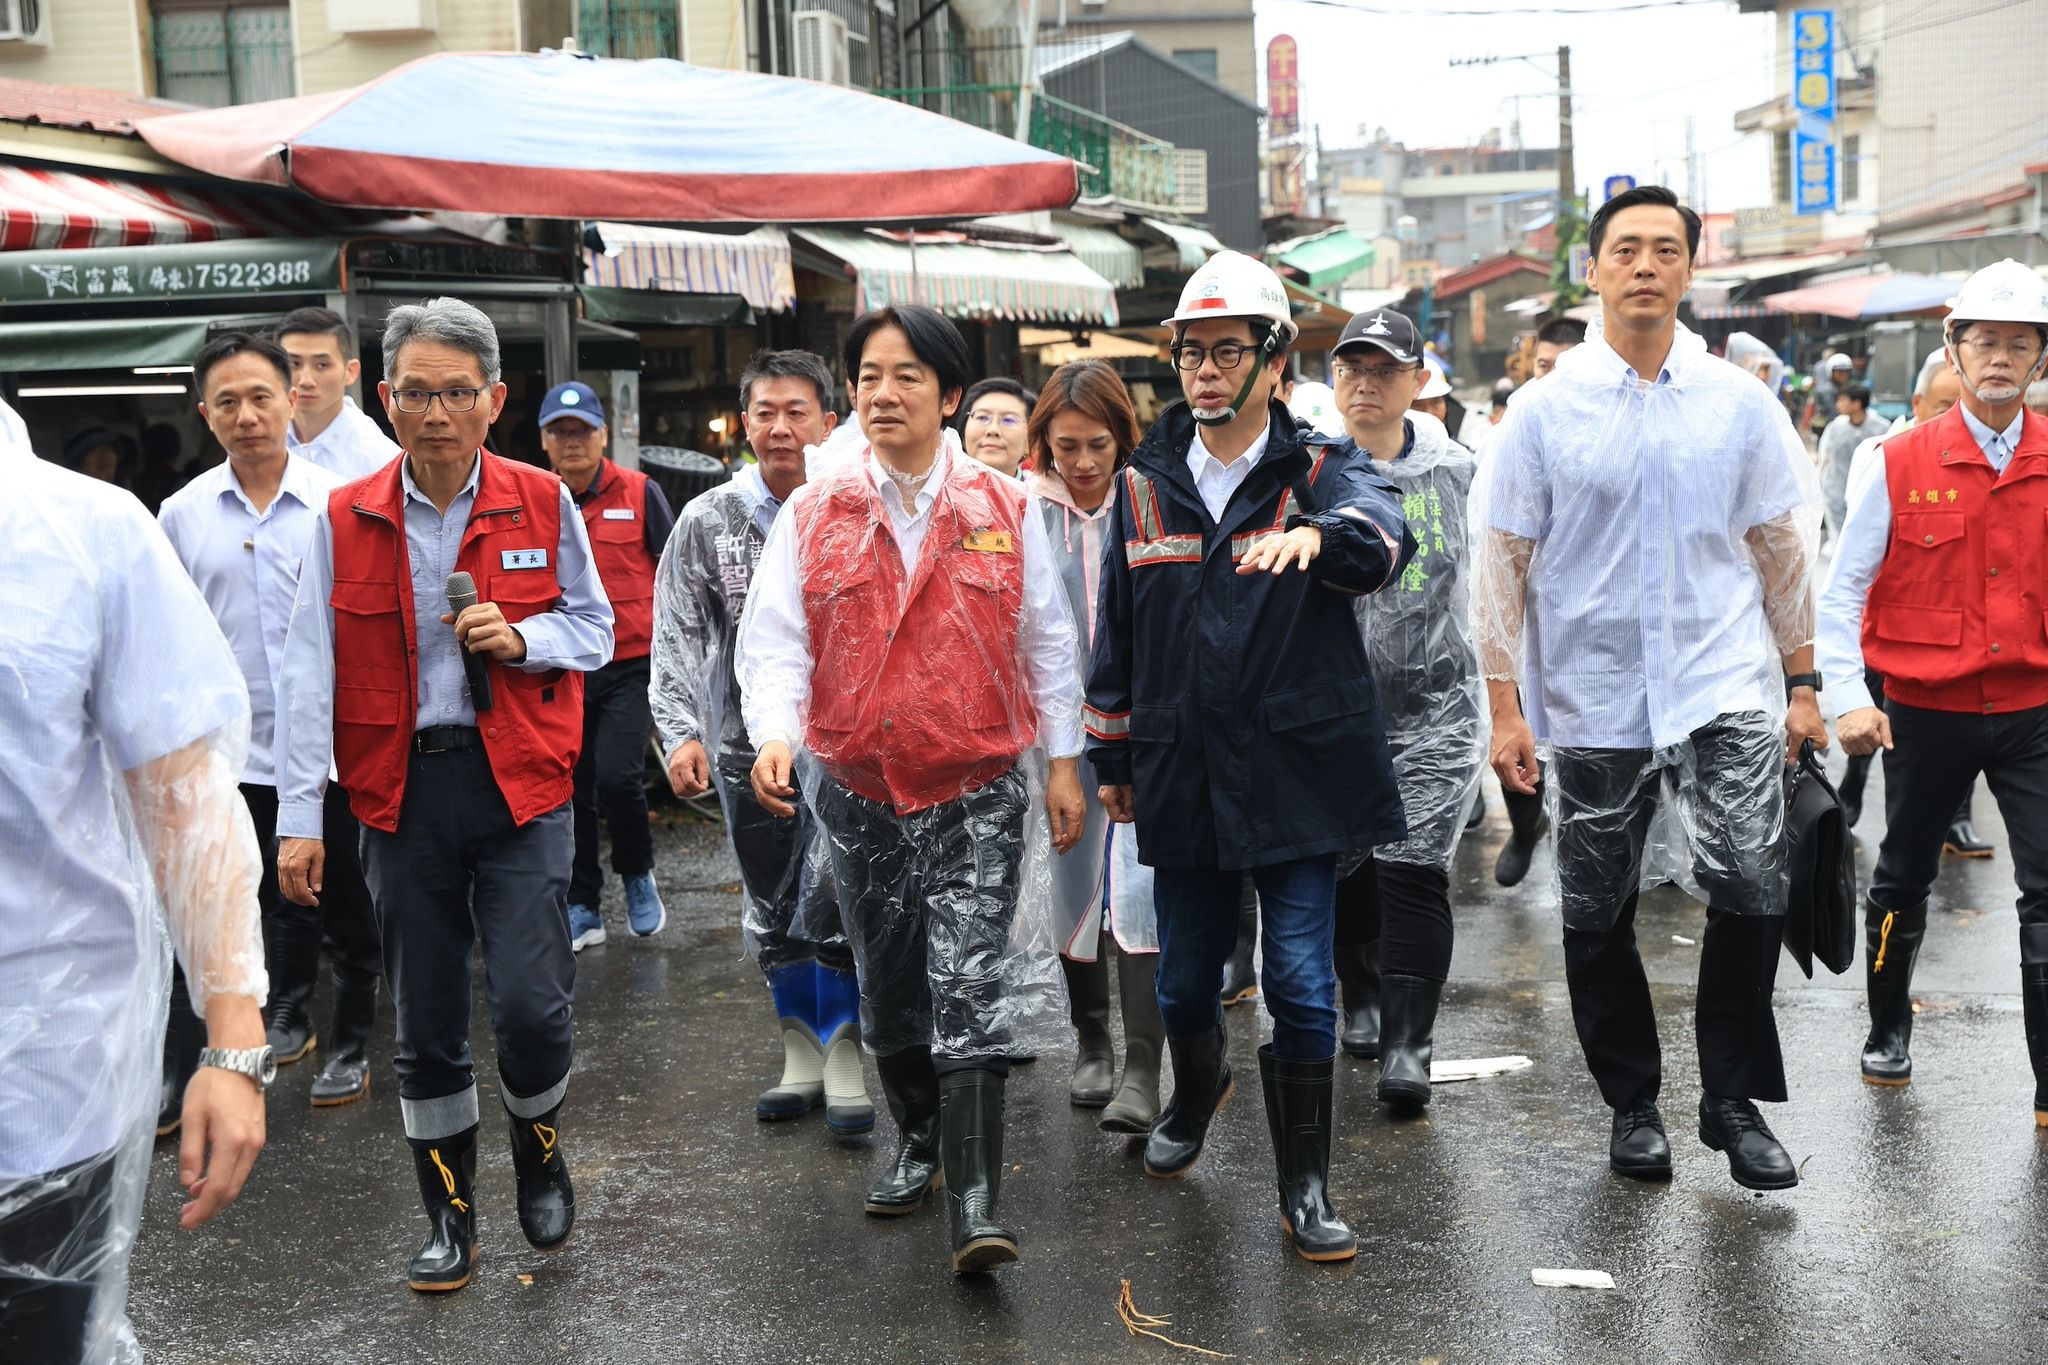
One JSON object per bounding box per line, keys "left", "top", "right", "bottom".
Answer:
{"left": 264, "top": 996, "right": 316, "bottom": 1066}
{"left": 507, "top": 1105, "right": 575, "bottom": 1249}
{"left": 1334, "top": 941, "right": 1380, "bottom": 1060}
{"left": 1861, "top": 903, "right": 1924, "bottom": 1087}
{"left": 311, "top": 970, "right": 378, "bottom": 1107}
{"left": 940, "top": 1069, "right": 1020, "bottom": 1273}
{"left": 1698, "top": 1095, "right": 1798, "bottom": 1191}
{"left": 1376, "top": 975, "right": 1439, "bottom": 1110}
{"left": 865, "top": 1048, "right": 943, "bottom": 1215}
{"left": 1609, "top": 1102, "right": 1672, "bottom": 1180}
{"left": 407, "top": 1127, "right": 479, "bottom": 1292}
{"left": 1259, "top": 1047, "right": 1357, "bottom": 1263}
{"left": 1145, "top": 1023, "right": 1233, "bottom": 1179}
{"left": 1942, "top": 818, "right": 1994, "bottom": 859}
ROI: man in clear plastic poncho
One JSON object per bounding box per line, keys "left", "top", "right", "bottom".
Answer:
{"left": 652, "top": 348, "right": 874, "bottom": 1136}
{"left": 1, "top": 399, "right": 269, "bottom": 1363}
{"left": 1476, "top": 186, "right": 1826, "bottom": 1194}
{"left": 739, "top": 305, "right": 1085, "bottom": 1275}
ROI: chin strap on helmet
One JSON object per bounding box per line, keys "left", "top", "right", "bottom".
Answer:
{"left": 1191, "top": 324, "right": 1282, "bottom": 428}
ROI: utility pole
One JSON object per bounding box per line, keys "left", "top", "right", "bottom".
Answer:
{"left": 1556, "top": 44, "right": 1574, "bottom": 213}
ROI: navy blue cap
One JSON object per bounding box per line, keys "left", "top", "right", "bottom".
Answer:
{"left": 539, "top": 381, "right": 606, "bottom": 428}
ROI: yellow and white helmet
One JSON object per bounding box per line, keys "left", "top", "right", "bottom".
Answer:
{"left": 1162, "top": 250, "right": 1298, "bottom": 343}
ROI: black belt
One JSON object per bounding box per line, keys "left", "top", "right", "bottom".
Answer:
{"left": 414, "top": 725, "right": 482, "bottom": 754}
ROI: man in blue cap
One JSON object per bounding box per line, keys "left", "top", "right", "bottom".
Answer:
{"left": 540, "top": 381, "right": 676, "bottom": 947}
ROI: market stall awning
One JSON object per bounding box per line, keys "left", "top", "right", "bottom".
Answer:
{"left": 136, "top": 51, "right": 1080, "bottom": 225}
{"left": 1140, "top": 217, "right": 1226, "bottom": 272}
{"left": 793, "top": 228, "right": 1119, "bottom": 326}
{"left": 0, "top": 314, "right": 255, "bottom": 370}
{"left": 0, "top": 164, "right": 423, "bottom": 250}
{"left": 582, "top": 223, "right": 792, "bottom": 314}
{"left": 1269, "top": 228, "right": 1375, "bottom": 291}
{"left": 1045, "top": 219, "right": 1144, "bottom": 290}
{"left": 1687, "top": 251, "right": 1851, "bottom": 308}
{"left": 1019, "top": 325, "right": 1162, "bottom": 366}
{"left": 1762, "top": 271, "right": 1962, "bottom": 319}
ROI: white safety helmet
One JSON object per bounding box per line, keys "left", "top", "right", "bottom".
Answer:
{"left": 1944, "top": 259, "right": 2048, "bottom": 397}
{"left": 1162, "top": 251, "right": 1299, "bottom": 343}
{"left": 1162, "top": 251, "right": 1299, "bottom": 426}
{"left": 1416, "top": 357, "right": 1452, "bottom": 401}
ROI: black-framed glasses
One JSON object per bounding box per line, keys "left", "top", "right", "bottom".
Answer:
{"left": 391, "top": 386, "right": 485, "bottom": 414}
{"left": 1171, "top": 341, "right": 1253, "bottom": 372}
{"left": 1333, "top": 362, "right": 1420, "bottom": 386}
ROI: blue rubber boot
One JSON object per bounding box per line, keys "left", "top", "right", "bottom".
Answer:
{"left": 817, "top": 962, "right": 875, "bottom": 1135}
{"left": 757, "top": 962, "right": 822, "bottom": 1120}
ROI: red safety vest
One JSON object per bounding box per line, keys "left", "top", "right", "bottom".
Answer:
{"left": 327, "top": 452, "right": 585, "bottom": 832}
{"left": 575, "top": 462, "right": 657, "bottom": 661}
{"left": 795, "top": 456, "right": 1036, "bottom": 813}
{"left": 1862, "top": 405, "right": 2048, "bottom": 715}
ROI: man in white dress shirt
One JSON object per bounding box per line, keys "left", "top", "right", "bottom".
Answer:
{"left": 160, "top": 333, "right": 384, "bottom": 1114}
{"left": 739, "top": 305, "right": 1085, "bottom": 1275}
{"left": 1816, "top": 259, "right": 2048, "bottom": 1125}
{"left": 1478, "top": 186, "right": 1826, "bottom": 1193}
{"left": 1, "top": 398, "right": 268, "bottom": 1364}
{"left": 279, "top": 307, "right": 400, "bottom": 482}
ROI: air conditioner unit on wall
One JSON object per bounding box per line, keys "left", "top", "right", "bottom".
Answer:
{"left": 326, "top": 0, "right": 438, "bottom": 34}
{"left": 792, "top": 10, "right": 851, "bottom": 86}
{"left": 1172, "top": 149, "right": 1208, "bottom": 215}
{"left": 0, "top": 0, "right": 50, "bottom": 45}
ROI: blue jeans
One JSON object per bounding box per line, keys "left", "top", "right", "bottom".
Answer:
{"left": 1152, "top": 855, "right": 1338, "bottom": 1060}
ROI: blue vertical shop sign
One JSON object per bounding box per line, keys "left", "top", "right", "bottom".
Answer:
{"left": 1792, "top": 9, "right": 1837, "bottom": 215}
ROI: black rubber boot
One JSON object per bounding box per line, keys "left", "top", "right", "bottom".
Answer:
{"left": 262, "top": 907, "right": 322, "bottom": 1065}
{"left": 1860, "top": 901, "right": 1925, "bottom": 1086}
{"left": 1334, "top": 940, "right": 1381, "bottom": 1060}
{"left": 865, "top": 1048, "right": 943, "bottom": 1215}
{"left": 1494, "top": 784, "right": 1549, "bottom": 888}
{"left": 1377, "top": 974, "right": 1440, "bottom": 1110}
{"left": 1062, "top": 953, "right": 1115, "bottom": 1108}
{"left": 311, "top": 967, "right": 378, "bottom": 1107}
{"left": 157, "top": 966, "right": 206, "bottom": 1138}
{"left": 407, "top": 1126, "right": 479, "bottom": 1292}
{"left": 1258, "top": 1046, "right": 1357, "bottom": 1262}
{"left": 1101, "top": 945, "right": 1163, "bottom": 1135}
{"left": 2022, "top": 924, "right": 2048, "bottom": 1129}
{"left": 939, "top": 1068, "right": 1020, "bottom": 1274}
{"left": 507, "top": 1103, "right": 575, "bottom": 1249}
{"left": 1144, "top": 1021, "right": 1233, "bottom": 1179}
{"left": 1220, "top": 879, "right": 1259, "bottom": 1007}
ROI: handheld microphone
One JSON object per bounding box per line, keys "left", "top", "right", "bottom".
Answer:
{"left": 445, "top": 571, "right": 494, "bottom": 713}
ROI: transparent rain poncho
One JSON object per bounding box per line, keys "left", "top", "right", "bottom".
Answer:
{"left": 1, "top": 405, "right": 265, "bottom": 1364}
{"left": 1725, "top": 330, "right": 1789, "bottom": 396}
{"left": 1348, "top": 411, "right": 1486, "bottom": 872}
{"left": 649, "top": 470, "right": 845, "bottom": 968}
{"left": 1471, "top": 322, "right": 1822, "bottom": 923}
{"left": 738, "top": 429, "right": 1079, "bottom": 1058}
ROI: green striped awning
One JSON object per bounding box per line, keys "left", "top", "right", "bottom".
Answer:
{"left": 1270, "top": 228, "right": 1376, "bottom": 290}
{"left": 793, "top": 228, "right": 1119, "bottom": 327}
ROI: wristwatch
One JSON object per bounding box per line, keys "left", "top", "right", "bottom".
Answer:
{"left": 1784, "top": 671, "right": 1823, "bottom": 698}
{"left": 197, "top": 1045, "right": 277, "bottom": 1093}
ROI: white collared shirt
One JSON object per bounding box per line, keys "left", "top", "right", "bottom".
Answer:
{"left": 1817, "top": 406, "right": 2026, "bottom": 715}
{"left": 158, "top": 453, "right": 343, "bottom": 785}
{"left": 1185, "top": 422, "right": 1272, "bottom": 523}
{"left": 1476, "top": 324, "right": 1815, "bottom": 748}
{"left": 287, "top": 397, "right": 400, "bottom": 482}
{"left": 736, "top": 436, "right": 1083, "bottom": 759}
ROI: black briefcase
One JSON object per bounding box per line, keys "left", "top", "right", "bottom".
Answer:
{"left": 1782, "top": 739, "right": 1857, "bottom": 977}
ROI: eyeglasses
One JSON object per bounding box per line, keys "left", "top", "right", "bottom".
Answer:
{"left": 390, "top": 386, "right": 485, "bottom": 414}
{"left": 1333, "top": 362, "right": 1419, "bottom": 387}
{"left": 1171, "top": 342, "right": 1254, "bottom": 371}
{"left": 966, "top": 411, "right": 1024, "bottom": 429}
{"left": 1957, "top": 335, "right": 2043, "bottom": 362}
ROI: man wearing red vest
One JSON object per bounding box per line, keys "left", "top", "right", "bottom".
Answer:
{"left": 538, "top": 381, "right": 674, "bottom": 950}
{"left": 1819, "top": 259, "right": 2048, "bottom": 1128}
{"left": 739, "top": 305, "right": 1086, "bottom": 1275}
{"left": 275, "top": 298, "right": 615, "bottom": 1292}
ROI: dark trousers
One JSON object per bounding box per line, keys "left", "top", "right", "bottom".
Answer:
{"left": 570, "top": 654, "right": 655, "bottom": 908}
{"left": 1870, "top": 700, "right": 2048, "bottom": 952}
{"left": 0, "top": 1148, "right": 116, "bottom": 1365}
{"left": 716, "top": 751, "right": 850, "bottom": 974}
{"left": 1552, "top": 714, "right": 1789, "bottom": 1108}
{"left": 809, "top": 768, "right": 1026, "bottom": 1062}
{"left": 1155, "top": 855, "right": 1339, "bottom": 1059}
{"left": 1332, "top": 855, "right": 1453, "bottom": 981}
{"left": 361, "top": 747, "right": 576, "bottom": 1140}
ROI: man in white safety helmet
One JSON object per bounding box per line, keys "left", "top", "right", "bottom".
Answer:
{"left": 1817, "top": 258, "right": 2048, "bottom": 1127}
{"left": 1084, "top": 250, "right": 1416, "bottom": 1263}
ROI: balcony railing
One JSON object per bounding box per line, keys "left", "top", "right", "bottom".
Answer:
{"left": 876, "top": 82, "right": 1182, "bottom": 212}
{"left": 578, "top": 0, "right": 679, "bottom": 59}
{"left": 152, "top": 6, "right": 295, "bottom": 108}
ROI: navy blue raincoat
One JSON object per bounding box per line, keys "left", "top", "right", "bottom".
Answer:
{"left": 1084, "top": 399, "right": 1417, "bottom": 871}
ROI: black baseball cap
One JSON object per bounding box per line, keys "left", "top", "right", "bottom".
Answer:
{"left": 1333, "top": 309, "right": 1422, "bottom": 365}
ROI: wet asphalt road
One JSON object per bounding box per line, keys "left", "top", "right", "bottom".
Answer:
{"left": 127, "top": 762, "right": 2048, "bottom": 1364}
